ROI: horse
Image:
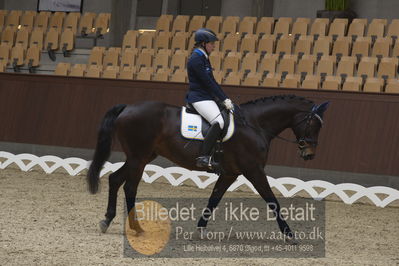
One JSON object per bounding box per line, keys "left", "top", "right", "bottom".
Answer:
{"left": 87, "top": 94, "right": 330, "bottom": 239}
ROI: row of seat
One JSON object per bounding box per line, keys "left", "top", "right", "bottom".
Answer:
{"left": 0, "top": 43, "right": 40, "bottom": 71}
{"left": 54, "top": 63, "right": 188, "bottom": 82}
{"left": 121, "top": 30, "right": 399, "bottom": 60}
{"left": 0, "top": 27, "right": 74, "bottom": 53}
{"left": 156, "top": 15, "right": 399, "bottom": 40}
{"left": 0, "top": 10, "right": 110, "bottom": 36}
{"left": 52, "top": 62, "right": 399, "bottom": 93}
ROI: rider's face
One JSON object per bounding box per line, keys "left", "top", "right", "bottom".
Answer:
{"left": 205, "top": 42, "right": 216, "bottom": 54}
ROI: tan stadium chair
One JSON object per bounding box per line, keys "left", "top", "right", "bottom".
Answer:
{"left": 154, "top": 31, "right": 171, "bottom": 51}
{"left": 342, "top": 76, "right": 362, "bottom": 91}
{"left": 242, "top": 72, "right": 262, "bottom": 86}
{"left": 255, "top": 18, "right": 274, "bottom": 36}
{"left": 259, "top": 53, "right": 278, "bottom": 75}
{"left": 172, "top": 15, "right": 189, "bottom": 33}
{"left": 187, "top": 34, "right": 196, "bottom": 51}
{"left": 314, "top": 18, "right": 329, "bottom": 25}
{"left": 44, "top": 27, "right": 60, "bottom": 54}
{"left": 322, "top": 75, "right": 341, "bottom": 90}
{"left": 371, "top": 19, "right": 388, "bottom": 26}
{"left": 336, "top": 56, "right": 356, "bottom": 77}
{"left": 242, "top": 16, "right": 257, "bottom": 24}
{"left": 385, "top": 79, "right": 399, "bottom": 93}
{"left": 222, "top": 51, "right": 241, "bottom": 73}
{"left": 332, "top": 36, "right": 351, "bottom": 57}
{"left": 371, "top": 37, "right": 391, "bottom": 58}
{"left": 352, "top": 18, "right": 368, "bottom": 26}
{"left": 69, "top": 64, "right": 86, "bottom": 77}
{"left": 103, "top": 47, "right": 121, "bottom": 68}
{"left": 85, "top": 64, "right": 102, "bottom": 78}
{"left": 212, "top": 70, "right": 223, "bottom": 84}
{"left": 20, "top": 11, "right": 35, "bottom": 31}
{"left": 79, "top": 12, "right": 96, "bottom": 36}
{"left": 49, "top": 13, "right": 64, "bottom": 33}
{"left": 5, "top": 10, "right": 21, "bottom": 28}
{"left": 156, "top": 15, "right": 172, "bottom": 32}
{"left": 328, "top": 21, "right": 347, "bottom": 40}
{"left": 222, "top": 33, "right": 240, "bottom": 54}
{"left": 278, "top": 54, "right": 297, "bottom": 75}
{"left": 119, "top": 66, "right": 136, "bottom": 80}
{"left": 240, "top": 33, "right": 257, "bottom": 54}
{"left": 137, "top": 31, "right": 154, "bottom": 50}
{"left": 209, "top": 51, "right": 223, "bottom": 71}
{"left": 273, "top": 17, "right": 292, "bottom": 37}
{"left": 312, "top": 36, "right": 332, "bottom": 58}
{"left": 1, "top": 27, "right": 16, "bottom": 47}
{"left": 351, "top": 36, "right": 371, "bottom": 58}
{"left": 223, "top": 71, "right": 241, "bottom": 85}
{"left": 348, "top": 21, "right": 366, "bottom": 39}
{"left": 275, "top": 35, "right": 294, "bottom": 56}
{"left": 60, "top": 28, "right": 74, "bottom": 56}
{"left": 393, "top": 40, "right": 399, "bottom": 58}
{"left": 34, "top": 12, "right": 50, "bottom": 30}
{"left": 0, "top": 44, "right": 10, "bottom": 65}
{"left": 170, "top": 68, "right": 187, "bottom": 82}
{"left": 241, "top": 52, "right": 259, "bottom": 73}
{"left": 188, "top": 15, "right": 205, "bottom": 33}
{"left": 54, "top": 62, "right": 71, "bottom": 76}
{"left": 122, "top": 30, "right": 138, "bottom": 50}
{"left": 88, "top": 46, "right": 105, "bottom": 66}
{"left": 0, "top": 13, "right": 5, "bottom": 29}
{"left": 152, "top": 68, "right": 171, "bottom": 81}
{"left": 310, "top": 21, "right": 328, "bottom": 38}
{"left": 25, "top": 46, "right": 40, "bottom": 72}
{"left": 297, "top": 54, "right": 316, "bottom": 76}
{"left": 205, "top": 16, "right": 222, "bottom": 33}
{"left": 317, "top": 55, "right": 336, "bottom": 76}
{"left": 29, "top": 28, "right": 44, "bottom": 51}
{"left": 137, "top": 48, "right": 154, "bottom": 68}
{"left": 281, "top": 74, "right": 301, "bottom": 88}
{"left": 171, "top": 31, "right": 189, "bottom": 51}
{"left": 221, "top": 17, "right": 238, "bottom": 34}
{"left": 387, "top": 19, "right": 399, "bottom": 41}
{"left": 377, "top": 57, "right": 398, "bottom": 79}
{"left": 238, "top": 19, "right": 255, "bottom": 35}
{"left": 64, "top": 12, "right": 80, "bottom": 34}
{"left": 294, "top": 35, "right": 313, "bottom": 56}
{"left": 301, "top": 75, "right": 321, "bottom": 89}
{"left": 333, "top": 18, "right": 348, "bottom": 27}
{"left": 120, "top": 48, "right": 138, "bottom": 68}
{"left": 170, "top": 50, "right": 188, "bottom": 71}
{"left": 363, "top": 77, "right": 383, "bottom": 92}
{"left": 94, "top": 13, "right": 111, "bottom": 36}
{"left": 153, "top": 49, "right": 171, "bottom": 70}
{"left": 15, "top": 28, "right": 30, "bottom": 50}
{"left": 225, "top": 16, "right": 240, "bottom": 23}
{"left": 261, "top": 72, "right": 281, "bottom": 87}
{"left": 257, "top": 34, "right": 276, "bottom": 55}
{"left": 10, "top": 44, "right": 25, "bottom": 70}
{"left": 357, "top": 57, "right": 378, "bottom": 79}
{"left": 291, "top": 19, "right": 309, "bottom": 38}
{"left": 102, "top": 65, "right": 119, "bottom": 79}
{"left": 367, "top": 21, "right": 385, "bottom": 40}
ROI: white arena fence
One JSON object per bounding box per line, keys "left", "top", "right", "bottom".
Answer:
{"left": 1, "top": 151, "right": 398, "bottom": 208}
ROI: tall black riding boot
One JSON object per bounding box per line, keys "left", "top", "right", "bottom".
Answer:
{"left": 196, "top": 123, "right": 222, "bottom": 169}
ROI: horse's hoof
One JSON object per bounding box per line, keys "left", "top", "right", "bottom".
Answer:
{"left": 99, "top": 220, "right": 109, "bottom": 233}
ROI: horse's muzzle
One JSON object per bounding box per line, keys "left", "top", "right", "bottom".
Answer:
{"left": 299, "top": 147, "right": 316, "bottom": 161}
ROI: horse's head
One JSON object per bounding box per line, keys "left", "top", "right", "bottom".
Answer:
{"left": 291, "top": 101, "right": 330, "bottom": 161}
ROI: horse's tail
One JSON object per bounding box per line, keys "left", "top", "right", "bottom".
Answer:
{"left": 87, "top": 104, "right": 127, "bottom": 194}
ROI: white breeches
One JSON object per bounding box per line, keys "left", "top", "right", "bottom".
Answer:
{"left": 192, "top": 100, "right": 224, "bottom": 130}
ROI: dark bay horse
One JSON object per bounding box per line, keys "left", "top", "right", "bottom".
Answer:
{"left": 87, "top": 95, "right": 329, "bottom": 238}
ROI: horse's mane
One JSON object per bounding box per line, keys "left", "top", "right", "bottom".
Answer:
{"left": 240, "top": 94, "right": 314, "bottom": 107}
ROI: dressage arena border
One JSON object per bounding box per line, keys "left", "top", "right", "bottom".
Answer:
{"left": 1, "top": 151, "right": 398, "bottom": 208}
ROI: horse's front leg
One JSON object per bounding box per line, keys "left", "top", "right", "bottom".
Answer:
{"left": 245, "top": 167, "right": 293, "bottom": 239}
{"left": 197, "top": 174, "right": 237, "bottom": 229}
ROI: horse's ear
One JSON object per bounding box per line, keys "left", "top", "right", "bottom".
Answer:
{"left": 312, "top": 101, "right": 330, "bottom": 116}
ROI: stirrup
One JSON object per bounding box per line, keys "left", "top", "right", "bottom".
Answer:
{"left": 196, "top": 156, "right": 219, "bottom": 169}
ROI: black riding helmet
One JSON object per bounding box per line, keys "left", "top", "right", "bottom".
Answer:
{"left": 194, "top": 28, "right": 219, "bottom": 44}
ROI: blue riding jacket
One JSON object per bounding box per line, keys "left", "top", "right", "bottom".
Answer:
{"left": 186, "top": 48, "right": 228, "bottom": 104}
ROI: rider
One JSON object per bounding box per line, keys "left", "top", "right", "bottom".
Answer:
{"left": 186, "top": 28, "right": 235, "bottom": 169}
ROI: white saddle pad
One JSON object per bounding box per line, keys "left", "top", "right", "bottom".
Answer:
{"left": 180, "top": 107, "right": 235, "bottom": 142}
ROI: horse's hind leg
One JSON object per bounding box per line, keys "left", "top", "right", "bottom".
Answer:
{"left": 99, "top": 163, "right": 127, "bottom": 233}
{"left": 123, "top": 158, "right": 148, "bottom": 234}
